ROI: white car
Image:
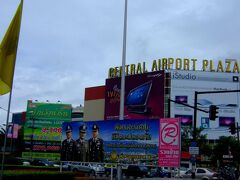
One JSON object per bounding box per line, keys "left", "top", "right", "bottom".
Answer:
{"left": 69, "top": 162, "right": 105, "bottom": 176}
{"left": 180, "top": 168, "right": 218, "bottom": 180}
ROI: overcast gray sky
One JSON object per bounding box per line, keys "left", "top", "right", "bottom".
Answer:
{"left": 0, "top": 0, "right": 240, "bottom": 125}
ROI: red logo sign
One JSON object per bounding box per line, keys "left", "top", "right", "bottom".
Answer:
{"left": 159, "top": 118, "right": 181, "bottom": 167}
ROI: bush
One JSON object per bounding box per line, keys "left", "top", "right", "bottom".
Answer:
{"left": 2, "top": 171, "right": 74, "bottom": 180}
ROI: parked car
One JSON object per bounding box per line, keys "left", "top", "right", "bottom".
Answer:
{"left": 30, "top": 158, "right": 51, "bottom": 166}
{"left": 179, "top": 167, "right": 188, "bottom": 175}
{"left": 124, "top": 165, "right": 149, "bottom": 179}
{"left": 180, "top": 168, "right": 218, "bottom": 180}
{"left": 148, "top": 167, "right": 171, "bottom": 178}
{"left": 61, "top": 161, "right": 71, "bottom": 171}
{"left": 4, "top": 157, "right": 24, "bottom": 165}
{"left": 174, "top": 167, "right": 188, "bottom": 177}
{"left": 49, "top": 161, "right": 60, "bottom": 167}
{"left": 69, "top": 162, "right": 105, "bottom": 176}
{"left": 104, "top": 164, "right": 117, "bottom": 177}
{"left": 19, "top": 158, "right": 31, "bottom": 166}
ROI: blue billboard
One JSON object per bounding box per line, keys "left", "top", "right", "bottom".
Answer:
{"left": 61, "top": 119, "right": 159, "bottom": 164}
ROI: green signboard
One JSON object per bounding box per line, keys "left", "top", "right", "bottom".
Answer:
{"left": 24, "top": 100, "right": 72, "bottom": 141}
{"left": 23, "top": 100, "right": 72, "bottom": 160}
{"left": 22, "top": 152, "right": 60, "bottom": 160}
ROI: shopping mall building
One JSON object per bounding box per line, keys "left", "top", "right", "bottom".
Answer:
{"left": 84, "top": 58, "right": 240, "bottom": 140}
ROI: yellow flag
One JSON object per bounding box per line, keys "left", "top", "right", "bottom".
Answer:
{"left": 0, "top": 0, "right": 23, "bottom": 95}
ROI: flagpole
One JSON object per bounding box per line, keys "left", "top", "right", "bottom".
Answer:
{"left": 119, "top": 0, "right": 128, "bottom": 120}
{"left": 0, "top": 1, "right": 23, "bottom": 179}
{"left": 0, "top": 90, "right": 13, "bottom": 180}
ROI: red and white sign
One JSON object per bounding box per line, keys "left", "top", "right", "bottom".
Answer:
{"left": 158, "top": 118, "right": 181, "bottom": 167}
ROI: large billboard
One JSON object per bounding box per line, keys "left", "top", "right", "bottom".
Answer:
{"left": 61, "top": 119, "right": 181, "bottom": 167}
{"left": 105, "top": 71, "right": 166, "bottom": 120}
{"left": 170, "top": 70, "right": 240, "bottom": 139}
{"left": 23, "top": 100, "right": 72, "bottom": 160}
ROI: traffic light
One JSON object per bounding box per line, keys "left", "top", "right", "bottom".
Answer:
{"left": 229, "top": 123, "right": 236, "bottom": 135}
{"left": 209, "top": 105, "right": 219, "bottom": 120}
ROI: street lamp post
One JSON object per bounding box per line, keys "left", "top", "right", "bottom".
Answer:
{"left": 118, "top": 1, "right": 128, "bottom": 180}
{"left": 119, "top": 0, "right": 128, "bottom": 121}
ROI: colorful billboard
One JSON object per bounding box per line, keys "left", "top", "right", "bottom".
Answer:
{"left": 105, "top": 71, "right": 165, "bottom": 120}
{"left": 23, "top": 100, "right": 72, "bottom": 160}
{"left": 24, "top": 100, "right": 72, "bottom": 141}
{"left": 61, "top": 119, "right": 181, "bottom": 167}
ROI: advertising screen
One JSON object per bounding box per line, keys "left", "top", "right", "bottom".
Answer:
{"left": 105, "top": 71, "right": 165, "bottom": 120}
{"left": 219, "top": 117, "right": 235, "bottom": 127}
{"left": 175, "top": 114, "right": 192, "bottom": 126}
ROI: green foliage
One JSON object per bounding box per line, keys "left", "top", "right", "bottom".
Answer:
{"left": 181, "top": 127, "right": 212, "bottom": 157}
{"left": 2, "top": 171, "right": 74, "bottom": 180}
{"left": 212, "top": 136, "right": 240, "bottom": 167}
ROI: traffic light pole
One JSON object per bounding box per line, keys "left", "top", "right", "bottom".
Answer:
{"left": 168, "top": 97, "right": 208, "bottom": 179}
{"left": 169, "top": 90, "right": 240, "bottom": 179}
{"left": 237, "top": 122, "right": 239, "bottom": 143}
{"left": 193, "top": 90, "right": 240, "bottom": 141}
{"left": 192, "top": 90, "right": 240, "bottom": 179}
{"left": 193, "top": 92, "right": 198, "bottom": 142}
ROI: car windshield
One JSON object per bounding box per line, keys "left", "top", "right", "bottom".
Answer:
{"left": 186, "top": 169, "right": 192, "bottom": 174}
{"left": 207, "top": 168, "right": 214, "bottom": 172}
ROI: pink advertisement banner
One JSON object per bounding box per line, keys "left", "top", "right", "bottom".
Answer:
{"left": 7, "top": 123, "right": 20, "bottom": 139}
{"left": 158, "top": 118, "right": 181, "bottom": 167}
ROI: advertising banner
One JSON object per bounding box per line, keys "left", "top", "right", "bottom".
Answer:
{"left": 159, "top": 118, "right": 181, "bottom": 167}
{"left": 61, "top": 119, "right": 160, "bottom": 165}
{"left": 23, "top": 100, "right": 72, "bottom": 160}
{"left": 105, "top": 71, "right": 165, "bottom": 120}
{"left": 24, "top": 100, "right": 72, "bottom": 141}
{"left": 7, "top": 123, "right": 19, "bottom": 139}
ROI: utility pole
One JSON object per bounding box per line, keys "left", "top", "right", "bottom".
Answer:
{"left": 237, "top": 122, "right": 239, "bottom": 143}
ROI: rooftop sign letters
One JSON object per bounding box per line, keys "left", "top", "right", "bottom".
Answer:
{"left": 108, "top": 58, "right": 239, "bottom": 78}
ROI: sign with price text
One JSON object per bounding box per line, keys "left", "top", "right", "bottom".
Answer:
{"left": 158, "top": 118, "right": 181, "bottom": 167}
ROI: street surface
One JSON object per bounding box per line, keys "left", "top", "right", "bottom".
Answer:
{"left": 75, "top": 175, "right": 202, "bottom": 180}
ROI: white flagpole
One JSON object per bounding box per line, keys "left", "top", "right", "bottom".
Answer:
{"left": 0, "top": 1, "right": 23, "bottom": 179}
{"left": 0, "top": 89, "right": 13, "bottom": 180}
{"left": 119, "top": 0, "right": 128, "bottom": 120}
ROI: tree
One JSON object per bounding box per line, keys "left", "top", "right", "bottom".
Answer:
{"left": 212, "top": 136, "right": 240, "bottom": 167}
{"left": 181, "top": 126, "right": 212, "bottom": 158}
